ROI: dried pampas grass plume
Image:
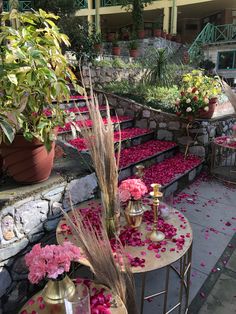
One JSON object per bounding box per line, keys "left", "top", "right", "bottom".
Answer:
{"left": 222, "top": 80, "right": 236, "bottom": 113}
{"left": 62, "top": 201, "right": 138, "bottom": 314}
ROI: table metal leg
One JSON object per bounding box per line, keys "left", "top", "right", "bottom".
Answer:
{"left": 185, "top": 243, "right": 192, "bottom": 312}
{"left": 140, "top": 273, "right": 146, "bottom": 314}
{"left": 163, "top": 265, "right": 170, "bottom": 314}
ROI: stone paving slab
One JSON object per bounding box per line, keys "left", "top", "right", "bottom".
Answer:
{"left": 198, "top": 273, "right": 236, "bottom": 314}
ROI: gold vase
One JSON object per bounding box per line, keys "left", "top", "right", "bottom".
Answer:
{"left": 43, "top": 274, "right": 75, "bottom": 304}
{"left": 125, "top": 199, "right": 144, "bottom": 228}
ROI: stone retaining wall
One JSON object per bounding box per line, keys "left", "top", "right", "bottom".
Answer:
{"left": 97, "top": 90, "right": 236, "bottom": 159}
{"left": 81, "top": 66, "right": 144, "bottom": 87}
{"left": 0, "top": 172, "right": 97, "bottom": 313}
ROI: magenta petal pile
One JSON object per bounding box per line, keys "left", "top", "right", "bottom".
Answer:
{"left": 68, "top": 128, "right": 152, "bottom": 152}
{"left": 118, "top": 140, "right": 177, "bottom": 168}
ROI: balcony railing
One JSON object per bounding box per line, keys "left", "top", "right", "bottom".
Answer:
{"left": 76, "top": 0, "right": 88, "bottom": 9}
{"left": 3, "top": 1, "right": 32, "bottom": 12}
{"left": 101, "top": 0, "right": 124, "bottom": 6}
{"left": 3, "top": 0, "right": 88, "bottom": 11}
{"left": 189, "top": 23, "right": 236, "bottom": 61}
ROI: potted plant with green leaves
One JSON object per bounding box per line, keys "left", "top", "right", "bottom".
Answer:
{"left": 153, "top": 16, "right": 162, "bottom": 37}
{"left": 93, "top": 32, "right": 103, "bottom": 54}
{"left": 0, "top": 10, "right": 81, "bottom": 184}
{"left": 128, "top": 40, "right": 139, "bottom": 58}
{"left": 112, "top": 40, "right": 121, "bottom": 56}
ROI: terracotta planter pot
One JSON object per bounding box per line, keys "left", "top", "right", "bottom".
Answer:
{"left": 1, "top": 134, "right": 55, "bottom": 184}
{"left": 197, "top": 98, "right": 217, "bottom": 119}
{"left": 122, "top": 32, "right": 130, "bottom": 41}
{"left": 138, "top": 30, "right": 145, "bottom": 39}
{"left": 161, "top": 31, "right": 167, "bottom": 38}
{"left": 153, "top": 29, "right": 162, "bottom": 37}
{"left": 129, "top": 49, "right": 138, "bottom": 58}
{"left": 112, "top": 46, "right": 121, "bottom": 56}
{"left": 166, "top": 33, "right": 172, "bottom": 40}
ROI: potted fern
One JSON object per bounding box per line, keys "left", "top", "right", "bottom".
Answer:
{"left": 0, "top": 10, "right": 81, "bottom": 184}
{"left": 128, "top": 40, "right": 139, "bottom": 58}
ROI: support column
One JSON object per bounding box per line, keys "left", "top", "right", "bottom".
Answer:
{"left": 171, "top": 0, "right": 177, "bottom": 34}
{"left": 87, "top": 0, "right": 93, "bottom": 33}
{"left": 163, "top": 6, "right": 170, "bottom": 33}
{"left": 95, "top": 0, "right": 101, "bottom": 33}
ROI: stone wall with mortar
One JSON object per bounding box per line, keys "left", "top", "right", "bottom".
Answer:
{"left": 81, "top": 66, "right": 144, "bottom": 87}
{"left": 0, "top": 173, "right": 97, "bottom": 313}
{"left": 96, "top": 91, "right": 236, "bottom": 160}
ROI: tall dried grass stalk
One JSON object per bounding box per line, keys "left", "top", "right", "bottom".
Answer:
{"left": 222, "top": 81, "right": 236, "bottom": 113}
{"left": 62, "top": 201, "right": 138, "bottom": 314}
{"left": 77, "top": 72, "right": 121, "bottom": 236}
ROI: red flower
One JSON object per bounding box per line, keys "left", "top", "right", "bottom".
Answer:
{"left": 192, "top": 87, "right": 197, "bottom": 93}
{"left": 193, "top": 96, "right": 198, "bottom": 102}
{"left": 180, "top": 91, "right": 185, "bottom": 96}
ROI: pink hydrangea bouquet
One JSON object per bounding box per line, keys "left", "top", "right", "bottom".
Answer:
{"left": 119, "top": 179, "right": 148, "bottom": 202}
{"left": 25, "top": 242, "right": 81, "bottom": 284}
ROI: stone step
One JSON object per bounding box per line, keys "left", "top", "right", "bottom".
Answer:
{"left": 125, "top": 153, "right": 203, "bottom": 197}
{"left": 118, "top": 140, "right": 178, "bottom": 181}
{"left": 63, "top": 127, "right": 155, "bottom": 151}
{"left": 57, "top": 116, "right": 135, "bottom": 140}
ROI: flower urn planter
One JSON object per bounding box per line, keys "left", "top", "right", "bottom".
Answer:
{"left": 138, "top": 30, "right": 145, "bottom": 39}
{"left": 129, "top": 49, "right": 138, "bottom": 58}
{"left": 198, "top": 98, "right": 218, "bottom": 119}
{"left": 153, "top": 29, "right": 162, "bottom": 37}
{"left": 112, "top": 46, "right": 121, "bottom": 56}
{"left": 1, "top": 134, "right": 55, "bottom": 184}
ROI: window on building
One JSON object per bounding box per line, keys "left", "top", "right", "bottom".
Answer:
{"left": 218, "top": 51, "right": 236, "bottom": 70}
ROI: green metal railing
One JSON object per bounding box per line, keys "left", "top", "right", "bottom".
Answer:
{"left": 76, "top": 0, "right": 88, "bottom": 9}
{"left": 3, "top": 1, "right": 32, "bottom": 11}
{"left": 101, "top": 0, "right": 126, "bottom": 6}
{"left": 2, "top": 0, "right": 88, "bottom": 11}
{"left": 189, "top": 23, "right": 236, "bottom": 61}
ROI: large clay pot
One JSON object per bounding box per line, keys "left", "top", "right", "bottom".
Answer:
{"left": 112, "top": 46, "right": 121, "bottom": 56}
{"left": 129, "top": 49, "right": 138, "bottom": 58}
{"left": 1, "top": 134, "right": 55, "bottom": 184}
{"left": 197, "top": 98, "right": 217, "bottom": 119}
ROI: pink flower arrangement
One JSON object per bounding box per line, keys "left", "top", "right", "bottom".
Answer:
{"left": 25, "top": 242, "right": 81, "bottom": 284}
{"left": 119, "top": 179, "right": 148, "bottom": 202}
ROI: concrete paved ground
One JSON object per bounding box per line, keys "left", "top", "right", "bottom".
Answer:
{"left": 141, "top": 173, "right": 236, "bottom": 313}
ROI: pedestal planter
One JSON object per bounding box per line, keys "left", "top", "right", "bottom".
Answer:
{"left": 112, "top": 46, "right": 121, "bottom": 56}
{"left": 1, "top": 134, "right": 55, "bottom": 184}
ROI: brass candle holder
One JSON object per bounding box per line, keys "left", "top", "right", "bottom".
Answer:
{"left": 135, "top": 164, "right": 145, "bottom": 179}
{"left": 146, "top": 183, "right": 165, "bottom": 242}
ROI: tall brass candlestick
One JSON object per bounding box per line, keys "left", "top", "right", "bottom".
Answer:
{"left": 146, "top": 183, "right": 165, "bottom": 242}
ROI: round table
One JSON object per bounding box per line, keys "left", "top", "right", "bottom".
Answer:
{"left": 19, "top": 279, "right": 127, "bottom": 314}
{"left": 211, "top": 136, "right": 236, "bottom": 184}
{"left": 56, "top": 199, "right": 193, "bottom": 314}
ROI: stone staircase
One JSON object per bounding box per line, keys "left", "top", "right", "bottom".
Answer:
{"left": 57, "top": 96, "right": 203, "bottom": 196}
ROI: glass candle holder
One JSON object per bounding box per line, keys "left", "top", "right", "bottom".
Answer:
{"left": 64, "top": 284, "right": 91, "bottom": 314}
